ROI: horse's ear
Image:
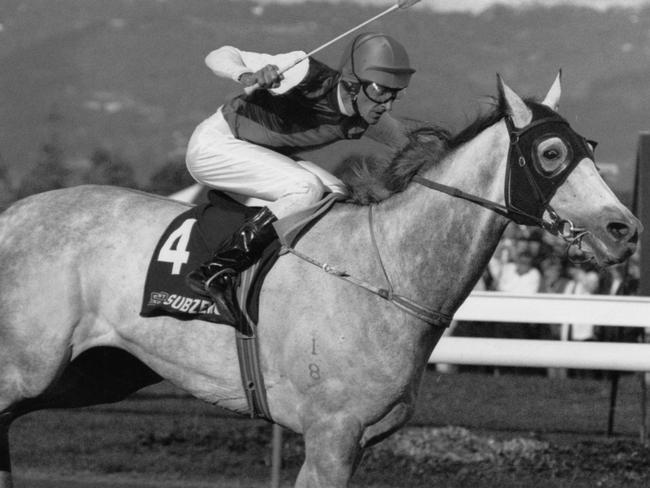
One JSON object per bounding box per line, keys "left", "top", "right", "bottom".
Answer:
{"left": 497, "top": 74, "right": 531, "bottom": 128}
{"left": 542, "top": 70, "right": 562, "bottom": 111}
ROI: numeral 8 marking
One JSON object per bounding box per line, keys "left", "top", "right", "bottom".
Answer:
{"left": 308, "top": 363, "right": 321, "bottom": 380}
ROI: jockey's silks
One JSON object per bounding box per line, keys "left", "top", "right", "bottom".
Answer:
{"left": 220, "top": 58, "right": 369, "bottom": 154}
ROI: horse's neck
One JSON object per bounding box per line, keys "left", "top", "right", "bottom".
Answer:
{"left": 373, "top": 121, "right": 510, "bottom": 316}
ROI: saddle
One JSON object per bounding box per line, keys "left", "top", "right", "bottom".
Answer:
{"left": 141, "top": 189, "right": 340, "bottom": 335}
{"left": 140, "top": 191, "right": 280, "bottom": 335}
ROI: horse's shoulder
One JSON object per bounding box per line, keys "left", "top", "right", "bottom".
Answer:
{"left": 292, "top": 200, "right": 364, "bottom": 252}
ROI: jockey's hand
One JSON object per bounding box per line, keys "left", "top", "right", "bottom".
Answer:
{"left": 240, "top": 65, "right": 283, "bottom": 89}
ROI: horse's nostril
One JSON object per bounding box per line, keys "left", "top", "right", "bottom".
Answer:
{"left": 607, "top": 222, "right": 632, "bottom": 241}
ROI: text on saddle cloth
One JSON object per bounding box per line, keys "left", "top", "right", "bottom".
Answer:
{"left": 140, "top": 191, "right": 279, "bottom": 326}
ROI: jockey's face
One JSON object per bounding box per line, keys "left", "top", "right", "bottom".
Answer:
{"left": 355, "top": 84, "right": 398, "bottom": 124}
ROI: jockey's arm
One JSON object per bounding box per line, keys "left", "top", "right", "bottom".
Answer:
{"left": 364, "top": 113, "right": 434, "bottom": 149}
{"left": 205, "top": 46, "right": 309, "bottom": 94}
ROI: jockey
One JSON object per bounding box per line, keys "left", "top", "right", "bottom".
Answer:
{"left": 185, "top": 32, "right": 417, "bottom": 309}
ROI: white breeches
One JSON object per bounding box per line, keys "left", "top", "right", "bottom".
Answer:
{"left": 185, "top": 109, "right": 348, "bottom": 219}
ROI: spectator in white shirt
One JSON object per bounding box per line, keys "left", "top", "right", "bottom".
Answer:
{"left": 489, "top": 250, "right": 541, "bottom": 294}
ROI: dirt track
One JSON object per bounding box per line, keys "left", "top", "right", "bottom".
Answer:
{"left": 16, "top": 477, "right": 140, "bottom": 488}
{"left": 14, "top": 474, "right": 247, "bottom": 488}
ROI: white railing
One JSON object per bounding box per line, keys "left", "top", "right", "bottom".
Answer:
{"left": 430, "top": 292, "right": 650, "bottom": 371}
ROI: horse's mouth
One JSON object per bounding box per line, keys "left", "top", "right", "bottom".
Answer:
{"left": 579, "top": 236, "right": 637, "bottom": 268}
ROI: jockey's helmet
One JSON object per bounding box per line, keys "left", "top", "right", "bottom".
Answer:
{"left": 339, "top": 33, "right": 415, "bottom": 90}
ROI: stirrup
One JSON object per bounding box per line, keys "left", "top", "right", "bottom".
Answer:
{"left": 204, "top": 267, "right": 236, "bottom": 293}
{"left": 204, "top": 269, "right": 243, "bottom": 326}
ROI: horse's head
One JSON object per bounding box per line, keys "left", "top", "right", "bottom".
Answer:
{"left": 498, "top": 73, "right": 641, "bottom": 266}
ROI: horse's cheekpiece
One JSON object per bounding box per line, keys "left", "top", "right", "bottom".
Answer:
{"left": 140, "top": 191, "right": 280, "bottom": 333}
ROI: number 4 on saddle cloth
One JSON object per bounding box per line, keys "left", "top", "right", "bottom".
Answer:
{"left": 140, "top": 191, "right": 283, "bottom": 335}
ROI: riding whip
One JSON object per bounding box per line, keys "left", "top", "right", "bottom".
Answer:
{"left": 244, "top": 0, "right": 421, "bottom": 94}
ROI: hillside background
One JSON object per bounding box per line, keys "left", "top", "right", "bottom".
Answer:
{"left": 1, "top": 0, "right": 650, "bottom": 202}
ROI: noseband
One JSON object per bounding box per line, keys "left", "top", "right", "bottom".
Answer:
{"left": 413, "top": 103, "right": 597, "bottom": 259}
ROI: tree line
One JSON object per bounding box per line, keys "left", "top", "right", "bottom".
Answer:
{"left": 0, "top": 140, "right": 196, "bottom": 211}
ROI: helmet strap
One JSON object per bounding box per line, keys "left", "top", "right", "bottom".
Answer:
{"left": 339, "top": 80, "right": 360, "bottom": 116}
{"left": 352, "top": 95, "right": 360, "bottom": 116}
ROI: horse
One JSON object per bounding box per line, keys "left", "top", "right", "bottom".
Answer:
{"left": 0, "top": 74, "right": 640, "bottom": 488}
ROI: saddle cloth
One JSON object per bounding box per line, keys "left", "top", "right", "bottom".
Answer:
{"left": 140, "top": 191, "right": 280, "bottom": 326}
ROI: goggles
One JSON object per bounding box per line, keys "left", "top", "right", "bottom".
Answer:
{"left": 361, "top": 81, "right": 401, "bottom": 104}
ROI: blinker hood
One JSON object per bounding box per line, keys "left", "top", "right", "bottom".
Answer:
{"left": 505, "top": 103, "right": 595, "bottom": 226}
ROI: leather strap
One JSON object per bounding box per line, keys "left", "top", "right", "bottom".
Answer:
{"left": 282, "top": 205, "right": 453, "bottom": 328}
{"left": 235, "top": 265, "right": 272, "bottom": 421}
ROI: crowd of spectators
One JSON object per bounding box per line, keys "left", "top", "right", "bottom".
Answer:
{"left": 454, "top": 223, "right": 641, "bottom": 344}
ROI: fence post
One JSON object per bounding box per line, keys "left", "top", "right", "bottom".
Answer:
{"left": 635, "top": 132, "right": 650, "bottom": 296}
{"left": 270, "top": 423, "right": 283, "bottom": 488}
{"left": 641, "top": 371, "right": 648, "bottom": 446}
{"left": 635, "top": 133, "right": 650, "bottom": 445}
{"left": 607, "top": 371, "right": 619, "bottom": 436}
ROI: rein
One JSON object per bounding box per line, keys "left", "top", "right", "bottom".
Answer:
{"left": 411, "top": 173, "right": 588, "bottom": 251}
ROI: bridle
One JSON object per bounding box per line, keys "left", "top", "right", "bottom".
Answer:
{"left": 284, "top": 103, "right": 600, "bottom": 328}
{"left": 413, "top": 102, "right": 597, "bottom": 261}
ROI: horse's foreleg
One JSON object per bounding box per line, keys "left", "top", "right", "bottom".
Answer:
{"left": 0, "top": 414, "right": 13, "bottom": 488}
{"left": 360, "top": 401, "right": 413, "bottom": 448}
{"left": 294, "top": 415, "right": 363, "bottom": 488}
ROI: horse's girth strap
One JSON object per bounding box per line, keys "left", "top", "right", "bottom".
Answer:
{"left": 235, "top": 265, "right": 273, "bottom": 421}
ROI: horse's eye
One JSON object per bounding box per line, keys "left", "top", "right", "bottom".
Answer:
{"left": 543, "top": 148, "right": 560, "bottom": 160}
{"left": 534, "top": 136, "right": 571, "bottom": 176}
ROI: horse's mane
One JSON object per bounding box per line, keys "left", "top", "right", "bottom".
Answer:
{"left": 337, "top": 97, "right": 508, "bottom": 205}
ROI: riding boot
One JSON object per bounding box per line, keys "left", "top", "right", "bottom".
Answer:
{"left": 186, "top": 207, "right": 278, "bottom": 322}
